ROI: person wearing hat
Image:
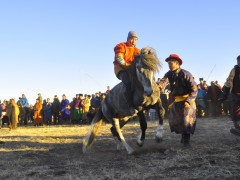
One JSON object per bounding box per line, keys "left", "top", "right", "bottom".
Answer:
{"left": 33, "top": 98, "right": 43, "bottom": 126}
{"left": 59, "top": 94, "right": 70, "bottom": 124}
{"left": 158, "top": 54, "right": 198, "bottom": 147}
{"left": 19, "top": 94, "right": 29, "bottom": 125}
{"left": 206, "top": 81, "right": 222, "bottom": 117}
{"left": 71, "top": 94, "right": 81, "bottom": 124}
{"left": 113, "top": 31, "right": 140, "bottom": 115}
{"left": 219, "top": 55, "right": 240, "bottom": 135}
{"left": 37, "top": 93, "right": 42, "bottom": 104}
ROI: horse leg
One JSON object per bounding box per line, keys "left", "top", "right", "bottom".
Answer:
{"left": 111, "top": 127, "right": 125, "bottom": 150}
{"left": 111, "top": 119, "right": 130, "bottom": 151}
{"left": 155, "top": 99, "right": 165, "bottom": 142}
{"left": 113, "top": 118, "right": 135, "bottom": 155}
{"left": 137, "top": 111, "right": 147, "bottom": 147}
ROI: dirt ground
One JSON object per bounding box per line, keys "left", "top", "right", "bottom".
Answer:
{"left": 1, "top": 116, "right": 240, "bottom": 180}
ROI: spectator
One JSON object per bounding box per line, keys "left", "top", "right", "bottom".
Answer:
{"left": 71, "top": 94, "right": 81, "bottom": 124}
{"left": 43, "top": 98, "right": 52, "bottom": 125}
{"left": 52, "top": 95, "right": 60, "bottom": 125}
{"left": 81, "top": 94, "right": 91, "bottom": 124}
{"left": 202, "top": 80, "right": 208, "bottom": 93}
{"left": 60, "top": 94, "right": 70, "bottom": 124}
{"left": 91, "top": 92, "right": 101, "bottom": 111}
{"left": 6, "top": 99, "right": 20, "bottom": 130}
{"left": 206, "top": 81, "right": 222, "bottom": 117}
{"left": 196, "top": 84, "right": 207, "bottom": 117}
{"left": 19, "top": 94, "right": 29, "bottom": 125}
{"left": 33, "top": 99, "right": 43, "bottom": 126}
{"left": 79, "top": 94, "right": 84, "bottom": 122}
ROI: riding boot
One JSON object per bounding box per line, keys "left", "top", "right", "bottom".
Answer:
{"left": 118, "top": 70, "right": 137, "bottom": 115}
{"left": 181, "top": 133, "right": 191, "bottom": 148}
{"left": 125, "top": 83, "right": 137, "bottom": 115}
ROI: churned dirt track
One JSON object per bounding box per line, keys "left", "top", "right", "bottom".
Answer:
{"left": 1, "top": 116, "right": 240, "bottom": 180}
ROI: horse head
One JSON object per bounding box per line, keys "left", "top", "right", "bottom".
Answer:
{"left": 134, "top": 47, "right": 161, "bottom": 96}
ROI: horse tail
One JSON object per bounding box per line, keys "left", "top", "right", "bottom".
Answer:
{"left": 82, "top": 106, "right": 103, "bottom": 153}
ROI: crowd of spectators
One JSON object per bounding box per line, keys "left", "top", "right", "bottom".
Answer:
{"left": 195, "top": 78, "right": 231, "bottom": 118}
{"left": 0, "top": 89, "right": 109, "bottom": 129}
{"left": 0, "top": 78, "right": 231, "bottom": 129}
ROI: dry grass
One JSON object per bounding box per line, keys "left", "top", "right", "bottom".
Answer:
{"left": 1, "top": 116, "right": 240, "bottom": 179}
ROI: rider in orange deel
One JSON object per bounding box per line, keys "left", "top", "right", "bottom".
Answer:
{"left": 113, "top": 31, "right": 140, "bottom": 115}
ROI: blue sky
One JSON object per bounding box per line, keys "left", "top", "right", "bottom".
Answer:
{"left": 0, "top": 0, "right": 239, "bottom": 104}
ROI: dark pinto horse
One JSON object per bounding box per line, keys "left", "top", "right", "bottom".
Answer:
{"left": 82, "top": 47, "right": 165, "bottom": 155}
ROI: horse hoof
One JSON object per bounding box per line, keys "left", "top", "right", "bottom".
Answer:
{"left": 137, "top": 140, "right": 144, "bottom": 147}
{"left": 116, "top": 144, "right": 125, "bottom": 151}
{"left": 128, "top": 150, "right": 136, "bottom": 155}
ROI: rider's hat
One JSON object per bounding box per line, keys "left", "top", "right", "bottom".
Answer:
{"left": 127, "top": 31, "right": 138, "bottom": 40}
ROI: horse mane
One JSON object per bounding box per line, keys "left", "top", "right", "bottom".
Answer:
{"left": 126, "top": 47, "right": 162, "bottom": 92}
{"left": 137, "top": 47, "right": 162, "bottom": 73}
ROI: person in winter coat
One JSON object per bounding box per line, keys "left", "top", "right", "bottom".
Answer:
{"left": 33, "top": 99, "right": 43, "bottom": 126}
{"left": 43, "top": 98, "right": 52, "bottom": 125}
{"left": 158, "top": 54, "right": 198, "bottom": 147}
{"left": 219, "top": 55, "right": 240, "bottom": 135}
{"left": 113, "top": 31, "right": 140, "bottom": 115}
{"left": 6, "top": 99, "right": 20, "bottom": 130}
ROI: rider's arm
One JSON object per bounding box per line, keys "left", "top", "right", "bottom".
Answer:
{"left": 115, "top": 53, "right": 126, "bottom": 66}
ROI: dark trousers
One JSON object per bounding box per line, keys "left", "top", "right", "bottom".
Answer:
{"left": 24, "top": 107, "right": 29, "bottom": 125}
{"left": 118, "top": 70, "right": 131, "bottom": 87}
{"left": 231, "top": 95, "right": 240, "bottom": 129}
{"left": 52, "top": 112, "right": 59, "bottom": 125}
{"left": 118, "top": 70, "right": 133, "bottom": 104}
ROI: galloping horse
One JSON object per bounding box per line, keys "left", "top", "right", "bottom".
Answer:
{"left": 82, "top": 47, "right": 165, "bottom": 155}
